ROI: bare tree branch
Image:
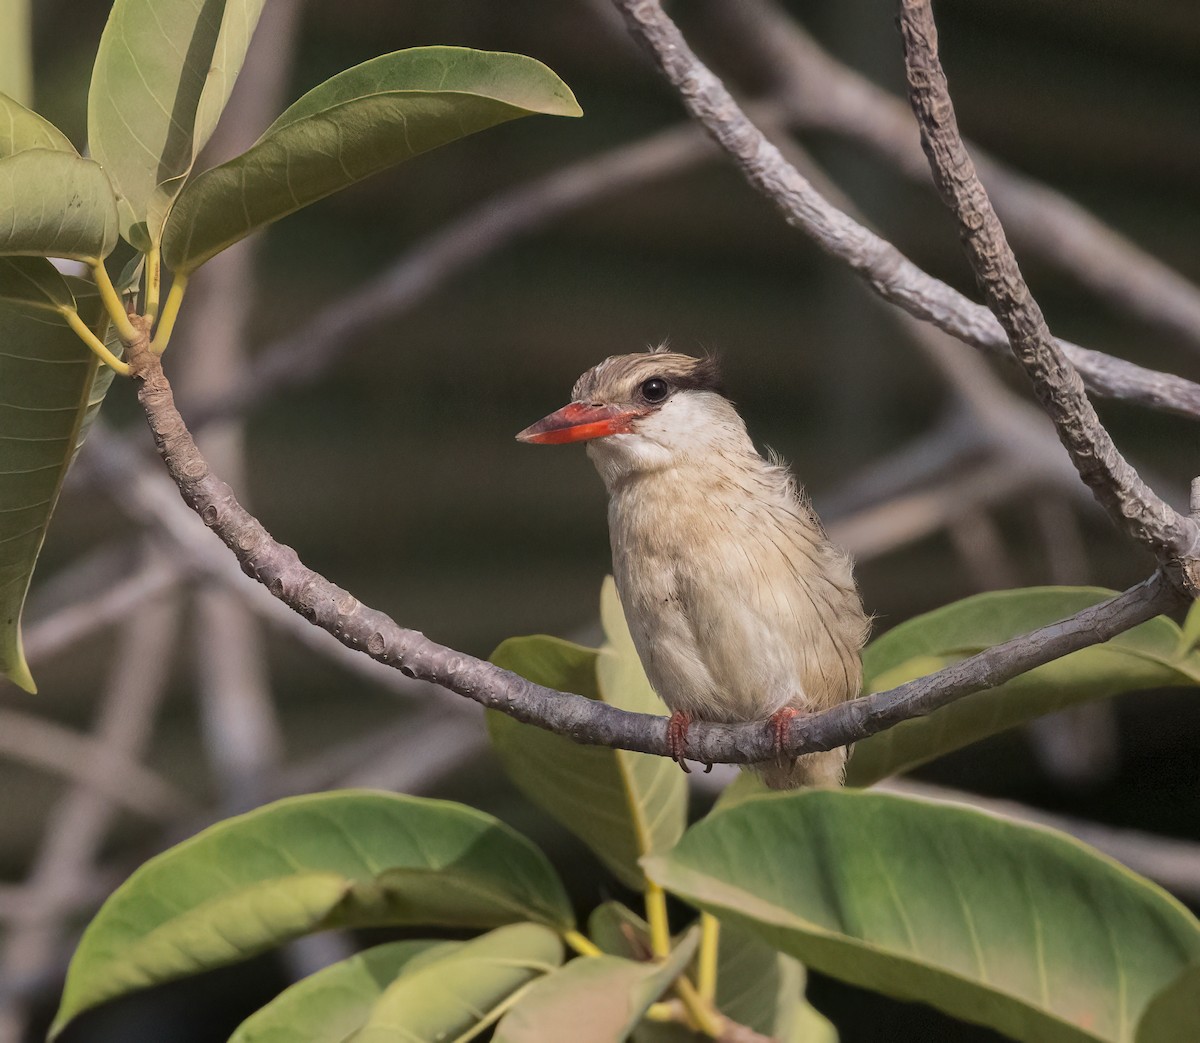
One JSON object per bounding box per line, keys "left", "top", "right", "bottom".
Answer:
{"left": 603, "top": 1, "right": 1200, "bottom": 420}
{"left": 0, "top": 708, "right": 193, "bottom": 820}
{"left": 179, "top": 108, "right": 1200, "bottom": 430}
{"left": 172, "top": 0, "right": 304, "bottom": 814}
{"left": 710, "top": 0, "right": 1200, "bottom": 355}
{"left": 0, "top": 591, "right": 181, "bottom": 1037}
{"left": 122, "top": 330, "right": 1186, "bottom": 767}
{"left": 23, "top": 557, "right": 179, "bottom": 664}
{"left": 81, "top": 425, "right": 448, "bottom": 710}
{"left": 896, "top": 0, "right": 1200, "bottom": 594}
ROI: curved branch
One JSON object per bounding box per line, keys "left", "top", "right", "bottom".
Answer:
{"left": 896, "top": 0, "right": 1200, "bottom": 592}
{"left": 0, "top": 708, "right": 192, "bottom": 821}
{"left": 713, "top": 0, "right": 1200, "bottom": 355}
{"left": 180, "top": 107, "right": 1200, "bottom": 428}
{"left": 606, "top": 0, "right": 1200, "bottom": 420}
{"left": 124, "top": 332, "right": 1186, "bottom": 767}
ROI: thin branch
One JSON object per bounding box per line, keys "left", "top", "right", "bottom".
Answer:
{"left": 0, "top": 590, "right": 181, "bottom": 1035}
{"left": 711, "top": 0, "right": 1200, "bottom": 355}
{"left": 81, "top": 425, "right": 458, "bottom": 711}
{"left": 181, "top": 106, "right": 1200, "bottom": 430}
{"left": 896, "top": 0, "right": 1200, "bottom": 593}
{"left": 605, "top": 0, "right": 1200, "bottom": 420}
{"left": 828, "top": 459, "right": 1029, "bottom": 562}
{"left": 23, "top": 557, "right": 178, "bottom": 664}
{"left": 0, "top": 708, "right": 193, "bottom": 821}
{"left": 170, "top": 0, "right": 303, "bottom": 813}
{"left": 123, "top": 331, "right": 1186, "bottom": 766}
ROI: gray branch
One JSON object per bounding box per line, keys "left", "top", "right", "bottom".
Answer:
{"left": 896, "top": 0, "right": 1200, "bottom": 593}
{"left": 606, "top": 0, "right": 1200, "bottom": 420}
{"left": 124, "top": 332, "right": 1186, "bottom": 767}
{"left": 713, "top": 0, "right": 1200, "bottom": 355}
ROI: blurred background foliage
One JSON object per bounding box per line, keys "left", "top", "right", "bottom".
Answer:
{"left": 5, "top": 0, "right": 1200, "bottom": 1040}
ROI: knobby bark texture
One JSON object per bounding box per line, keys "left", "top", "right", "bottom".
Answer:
{"left": 711, "top": 0, "right": 1200, "bottom": 357}
{"left": 896, "top": 0, "right": 1200, "bottom": 595}
{"left": 124, "top": 332, "right": 1186, "bottom": 766}
{"left": 607, "top": 0, "right": 1200, "bottom": 421}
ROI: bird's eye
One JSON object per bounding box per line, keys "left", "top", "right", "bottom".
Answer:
{"left": 639, "top": 377, "right": 670, "bottom": 403}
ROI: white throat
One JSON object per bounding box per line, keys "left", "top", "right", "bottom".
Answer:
{"left": 585, "top": 391, "right": 754, "bottom": 492}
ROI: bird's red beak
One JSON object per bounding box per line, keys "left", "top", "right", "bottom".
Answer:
{"left": 516, "top": 402, "right": 643, "bottom": 445}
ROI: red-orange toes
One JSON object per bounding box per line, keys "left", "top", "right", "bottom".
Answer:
{"left": 666, "top": 710, "right": 693, "bottom": 773}
{"left": 768, "top": 706, "right": 802, "bottom": 761}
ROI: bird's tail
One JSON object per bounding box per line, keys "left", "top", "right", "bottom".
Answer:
{"left": 753, "top": 747, "right": 846, "bottom": 790}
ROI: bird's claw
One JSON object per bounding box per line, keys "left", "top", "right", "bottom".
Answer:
{"left": 667, "top": 710, "right": 693, "bottom": 773}
{"left": 768, "top": 706, "right": 802, "bottom": 766}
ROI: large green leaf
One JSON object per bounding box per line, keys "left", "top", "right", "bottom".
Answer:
{"left": 228, "top": 939, "right": 459, "bottom": 1043}
{"left": 354, "top": 924, "right": 563, "bottom": 1043}
{"left": 0, "top": 93, "right": 74, "bottom": 155}
{"left": 0, "top": 271, "right": 116, "bottom": 693}
{"left": 88, "top": 0, "right": 267, "bottom": 249}
{"left": 488, "top": 577, "right": 686, "bottom": 890}
{"left": 0, "top": 150, "right": 118, "bottom": 261}
{"left": 847, "top": 588, "right": 1200, "bottom": 786}
{"left": 0, "top": 255, "right": 75, "bottom": 313}
{"left": 646, "top": 790, "right": 1200, "bottom": 1043}
{"left": 51, "top": 790, "right": 573, "bottom": 1037}
{"left": 1135, "top": 964, "right": 1200, "bottom": 1043}
{"left": 493, "top": 929, "right": 699, "bottom": 1043}
{"left": 162, "top": 47, "right": 582, "bottom": 274}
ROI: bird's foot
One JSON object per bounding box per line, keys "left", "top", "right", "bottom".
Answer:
{"left": 767, "top": 707, "right": 803, "bottom": 765}
{"left": 666, "top": 710, "right": 693, "bottom": 774}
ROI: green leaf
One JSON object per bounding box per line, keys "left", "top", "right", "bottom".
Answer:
{"left": 1, "top": 275, "right": 117, "bottom": 694}
{"left": 1179, "top": 598, "right": 1200, "bottom": 657}
{"left": 706, "top": 924, "right": 816, "bottom": 1041}
{"left": 51, "top": 790, "right": 572, "bottom": 1037}
{"left": 0, "top": 255, "right": 75, "bottom": 313}
{"left": 162, "top": 46, "right": 582, "bottom": 274}
{"left": 228, "top": 939, "right": 460, "bottom": 1043}
{"left": 710, "top": 771, "right": 767, "bottom": 814}
{"left": 587, "top": 904, "right": 833, "bottom": 1043}
{"left": 848, "top": 588, "right": 1200, "bottom": 786}
{"left": 1135, "top": 964, "right": 1200, "bottom": 1043}
{"left": 786, "top": 998, "right": 840, "bottom": 1043}
{"left": 0, "top": 150, "right": 118, "bottom": 262}
{"left": 354, "top": 924, "right": 563, "bottom": 1043}
{"left": 488, "top": 577, "right": 686, "bottom": 890}
{"left": 588, "top": 901, "right": 652, "bottom": 960}
{"left": 0, "top": 93, "right": 74, "bottom": 155}
{"left": 88, "top": 0, "right": 267, "bottom": 249}
{"left": 646, "top": 790, "right": 1200, "bottom": 1043}
{"left": 493, "top": 928, "right": 699, "bottom": 1043}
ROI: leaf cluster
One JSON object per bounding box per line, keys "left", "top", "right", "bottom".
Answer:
{"left": 51, "top": 581, "right": 1200, "bottom": 1041}
{"left": 0, "top": 0, "right": 581, "bottom": 694}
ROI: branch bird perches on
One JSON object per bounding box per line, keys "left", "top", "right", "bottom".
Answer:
{"left": 108, "top": 0, "right": 1199, "bottom": 769}
{"left": 123, "top": 319, "right": 1189, "bottom": 767}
